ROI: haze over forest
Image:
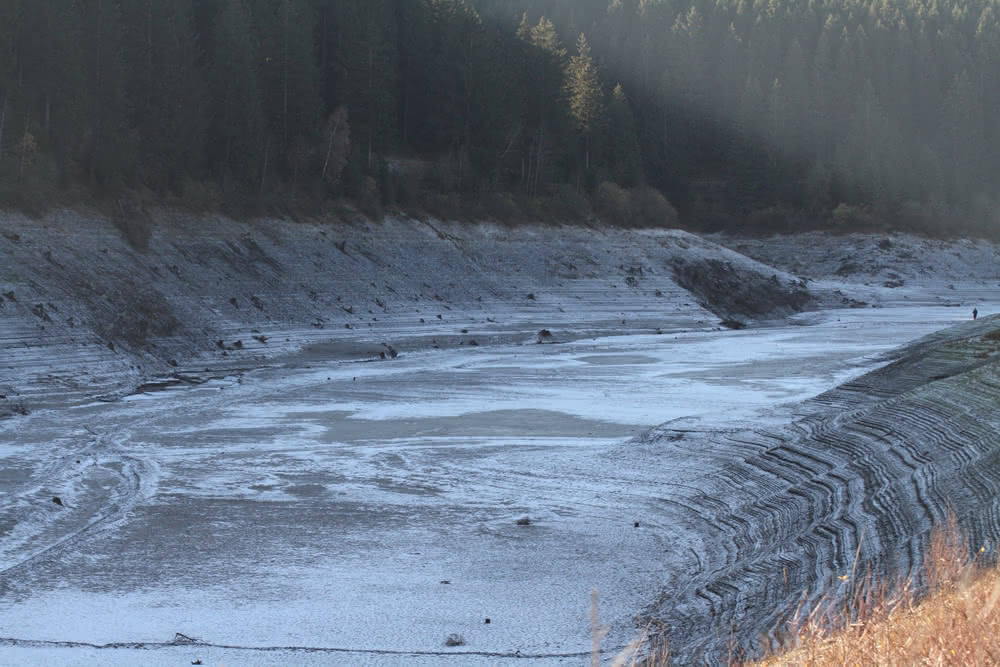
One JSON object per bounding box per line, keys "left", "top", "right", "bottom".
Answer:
{"left": 0, "top": 0, "right": 997, "bottom": 232}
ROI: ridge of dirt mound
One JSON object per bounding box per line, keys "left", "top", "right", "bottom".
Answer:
{"left": 671, "top": 256, "right": 814, "bottom": 324}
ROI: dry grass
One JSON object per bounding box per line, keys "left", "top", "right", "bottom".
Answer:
{"left": 758, "top": 568, "right": 1000, "bottom": 665}
{"left": 759, "top": 517, "right": 1000, "bottom": 667}
{"left": 617, "top": 518, "right": 1000, "bottom": 666}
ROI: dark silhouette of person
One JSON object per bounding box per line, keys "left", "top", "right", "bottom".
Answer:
{"left": 973, "top": 308, "right": 978, "bottom": 320}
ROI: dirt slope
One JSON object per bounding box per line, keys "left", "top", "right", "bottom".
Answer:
{"left": 0, "top": 209, "right": 813, "bottom": 415}
{"left": 630, "top": 317, "right": 1000, "bottom": 662}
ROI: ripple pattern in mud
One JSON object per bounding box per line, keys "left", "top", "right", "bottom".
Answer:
{"left": 639, "top": 321, "right": 1000, "bottom": 663}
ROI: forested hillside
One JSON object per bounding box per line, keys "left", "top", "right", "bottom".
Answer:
{"left": 0, "top": 0, "right": 997, "bottom": 232}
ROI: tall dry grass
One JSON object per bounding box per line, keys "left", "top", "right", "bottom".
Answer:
{"left": 614, "top": 517, "right": 1000, "bottom": 666}
{"left": 758, "top": 521, "right": 1000, "bottom": 667}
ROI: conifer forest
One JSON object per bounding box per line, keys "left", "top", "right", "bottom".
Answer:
{"left": 0, "top": 0, "right": 997, "bottom": 232}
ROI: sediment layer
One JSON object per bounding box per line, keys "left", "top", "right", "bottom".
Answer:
{"left": 0, "top": 210, "right": 810, "bottom": 413}
{"left": 636, "top": 318, "right": 1000, "bottom": 663}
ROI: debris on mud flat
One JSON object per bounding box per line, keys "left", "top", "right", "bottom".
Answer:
{"left": 536, "top": 329, "right": 555, "bottom": 343}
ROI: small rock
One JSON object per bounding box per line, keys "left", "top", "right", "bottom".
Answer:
{"left": 229, "top": 297, "right": 239, "bottom": 309}
{"left": 444, "top": 633, "right": 465, "bottom": 647}
{"left": 52, "top": 496, "right": 63, "bottom": 506}
{"left": 634, "top": 521, "right": 640, "bottom": 528}
{"left": 168, "top": 359, "right": 178, "bottom": 367}
{"left": 484, "top": 617, "right": 491, "bottom": 624}
{"left": 516, "top": 516, "right": 532, "bottom": 526}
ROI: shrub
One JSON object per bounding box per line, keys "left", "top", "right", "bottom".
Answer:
{"left": 553, "top": 183, "right": 593, "bottom": 221}
{"left": 594, "top": 181, "right": 632, "bottom": 225}
{"left": 485, "top": 192, "right": 521, "bottom": 222}
{"left": 830, "top": 203, "right": 882, "bottom": 230}
{"left": 630, "top": 186, "right": 679, "bottom": 228}
{"left": 745, "top": 205, "right": 805, "bottom": 233}
{"left": 894, "top": 200, "right": 945, "bottom": 235}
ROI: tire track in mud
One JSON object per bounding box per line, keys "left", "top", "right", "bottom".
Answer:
{"left": 636, "top": 320, "right": 1000, "bottom": 663}
{"left": 0, "top": 634, "right": 619, "bottom": 661}
{"left": 0, "top": 429, "right": 157, "bottom": 592}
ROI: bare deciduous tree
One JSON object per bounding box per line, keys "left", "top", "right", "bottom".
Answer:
{"left": 321, "top": 104, "right": 350, "bottom": 188}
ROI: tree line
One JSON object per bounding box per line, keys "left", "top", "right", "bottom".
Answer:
{"left": 0, "top": 0, "right": 997, "bottom": 232}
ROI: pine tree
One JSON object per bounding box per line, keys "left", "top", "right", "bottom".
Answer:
{"left": 251, "top": 0, "right": 321, "bottom": 183}
{"left": 79, "top": 0, "right": 134, "bottom": 188}
{"left": 422, "top": 0, "right": 484, "bottom": 189}
{"left": 0, "top": 0, "right": 19, "bottom": 165}
{"left": 606, "top": 83, "right": 641, "bottom": 186}
{"left": 208, "top": 0, "right": 265, "bottom": 188}
{"left": 320, "top": 104, "right": 349, "bottom": 189}
{"left": 942, "top": 68, "right": 985, "bottom": 201}
{"left": 779, "top": 37, "right": 810, "bottom": 160}
{"left": 16, "top": 0, "right": 86, "bottom": 170}
{"left": 339, "top": 0, "right": 398, "bottom": 170}
{"left": 565, "top": 33, "right": 604, "bottom": 173}
{"left": 517, "top": 15, "right": 567, "bottom": 195}
{"left": 728, "top": 74, "right": 768, "bottom": 213}
{"left": 395, "top": 0, "right": 433, "bottom": 150}
{"left": 121, "top": 0, "right": 207, "bottom": 191}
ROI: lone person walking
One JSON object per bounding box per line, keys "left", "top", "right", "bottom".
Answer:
{"left": 973, "top": 307, "right": 978, "bottom": 320}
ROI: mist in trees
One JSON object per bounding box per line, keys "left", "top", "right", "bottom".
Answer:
{"left": 0, "top": 0, "right": 997, "bottom": 234}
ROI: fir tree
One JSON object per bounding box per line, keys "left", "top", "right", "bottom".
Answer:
{"left": 565, "top": 33, "right": 604, "bottom": 173}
